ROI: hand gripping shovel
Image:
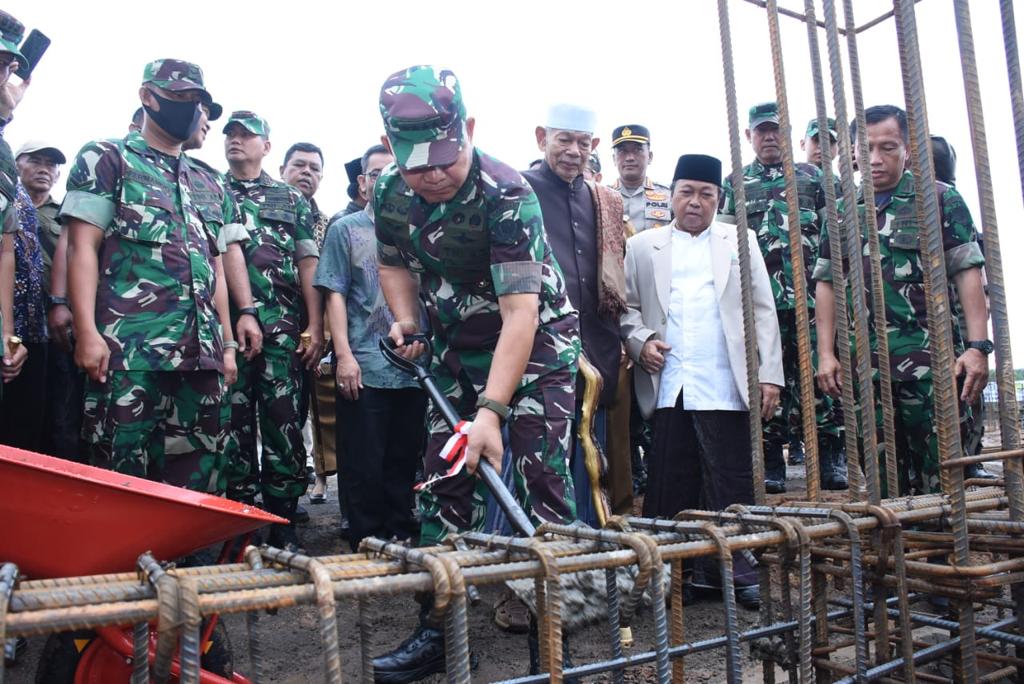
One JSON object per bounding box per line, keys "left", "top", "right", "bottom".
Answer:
{"left": 379, "top": 334, "right": 536, "bottom": 536}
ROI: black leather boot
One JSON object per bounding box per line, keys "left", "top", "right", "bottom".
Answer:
{"left": 787, "top": 438, "right": 805, "bottom": 465}
{"left": 964, "top": 461, "right": 996, "bottom": 480}
{"left": 820, "top": 436, "right": 848, "bottom": 490}
{"left": 764, "top": 442, "right": 786, "bottom": 494}
{"left": 263, "top": 496, "right": 303, "bottom": 550}
{"left": 373, "top": 609, "right": 446, "bottom": 683}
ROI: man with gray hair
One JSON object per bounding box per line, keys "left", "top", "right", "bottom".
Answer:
{"left": 524, "top": 105, "right": 633, "bottom": 529}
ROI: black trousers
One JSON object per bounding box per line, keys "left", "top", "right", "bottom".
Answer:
{"left": 335, "top": 385, "right": 427, "bottom": 548}
{"left": 644, "top": 393, "right": 757, "bottom": 586}
{"left": 40, "top": 342, "right": 85, "bottom": 461}
{"left": 0, "top": 341, "right": 48, "bottom": 451}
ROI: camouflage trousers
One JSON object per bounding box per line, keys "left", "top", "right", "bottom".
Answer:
{"left": 764, "top": 308, "right": 843, "bottom": 447}
{"left": 870, "top": 379, "right": 970, "bottom": 497}
{"left": 223, "top": 333, "right": 307, "bottom": 501}
{"left": 81, "top": 370, "right": 225, "bottom": 493}
{"left": 418, "top": 365, "right": 578, "bottom": 546}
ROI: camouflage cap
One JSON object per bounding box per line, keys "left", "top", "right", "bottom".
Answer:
{"left": 748, "top": 102, "right": 780, "bottom": 129}
{"left": 0, "top": 12, "right": 28, "bottom": 70}
{"left": 222, "top": 110, "right": 270, "bottom": 138}
{"left": 379, "top": 65, "right": 466, "bottom": 170}
{"left": 143, "top": 59, "right": 214, "bottom": 100}
{"left": 806, "top": 117, "right": 838, "bottom": 140}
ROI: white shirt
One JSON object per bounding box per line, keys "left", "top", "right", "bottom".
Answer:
{"left": 656, "top": 227, "right": 747, "bottom": 411}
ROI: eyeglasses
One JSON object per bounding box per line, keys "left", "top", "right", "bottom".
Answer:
{"left": 364, "top": 169, "right": 383, "bottom": 182}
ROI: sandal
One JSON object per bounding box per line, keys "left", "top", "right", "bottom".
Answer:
{"left": 493, "top": 587, "right": 531, "bottom": 633}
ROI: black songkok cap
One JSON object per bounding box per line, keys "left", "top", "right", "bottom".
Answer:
{"left": 673, "top": 154, "right": 722, "bottom": 186}
{"left": 345, "top": 157, "right": 362, "bottom": 201}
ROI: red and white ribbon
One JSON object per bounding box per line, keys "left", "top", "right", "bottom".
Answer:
{"left": 414, "top": 420, "right": 473, "bottom": 492}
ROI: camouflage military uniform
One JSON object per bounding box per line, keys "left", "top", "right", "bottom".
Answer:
{"left": 59, "top": 123, "right": 239, "bottom": 492}
{"left": 722, "top": 159, "right": 843, "bottom": 452}
{"left": 813, "top": 170, "right": 985, "bottom": 494}
{"left": 375, "top": 150, "right": 581, "bottom": 545}
{"left": 612, "top": 176, "right": 671, "bottom": 231}
{"left": 223, "top": 166, "right": 318, "bottom": 502}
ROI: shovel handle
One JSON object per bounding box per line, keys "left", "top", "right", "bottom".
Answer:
{"left": 380, "top": 335, "right": 536, "bottom": 537}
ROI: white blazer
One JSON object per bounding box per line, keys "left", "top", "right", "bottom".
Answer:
{"left": 620, "top": 220, "right": 784, "bottom": 419}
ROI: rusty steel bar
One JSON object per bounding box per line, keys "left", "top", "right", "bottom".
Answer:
{"left": 801, "top": 0, "right": 866, "bottom": 499}
{"left": 177, "top": 575, "right": 202, "bottom": 684}
{"left": 138, "top": 552, "right": 180, "bottom": 684}
{"left": 821, "top": 0, "right": 883, "bottom": 505}
{"left": 260, "top": 547, "right": 343, "bottom": 684}
{"left": 242, "top": 546, "right": 265, "bottom": 684}
{"left": 840, "top": 0, "right": 899, "bottom": 497}
{"left": 764, "top": 0, "right": 821, "bottom": 501}
{"left": 958, "top": 3, "right": 1024, "bottom": 675}
{"left": 717, "top": 0, "right": 767, "bottom": 506}
{"left": 893, "top": 1, "right": 979, "bottom": 679}
{"left": 0, "top": 563, "right": 17, "bottom": 684}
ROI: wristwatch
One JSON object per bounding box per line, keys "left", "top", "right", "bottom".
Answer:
{"left": 475, "top": 395, "right": 510, "bottom": 423}
{"left": 238, "top": 306, "right": 262, "bottom": 328}
{"left": 47, "top": 295, "right": 69, "bottom": 310}
{"left": 967, "top": 339, "right": 994, "bottom": 355}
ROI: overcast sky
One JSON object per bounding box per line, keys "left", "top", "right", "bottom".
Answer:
{"left": 6, "top": 0, "right": 1024, "bottom": 364}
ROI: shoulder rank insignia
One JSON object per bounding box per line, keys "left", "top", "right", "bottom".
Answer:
{"left": 645, "top": 190, "right": 667, "bottom": 201}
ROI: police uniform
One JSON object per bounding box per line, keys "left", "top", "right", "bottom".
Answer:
{"left": 609, "top": 125, "right": 671, "bottom": 231}
{"left": 220, "top": 111, "right": 319, "bottom": 511}
{"left": 60, "top": 60, "right": 238, "bottom": 492}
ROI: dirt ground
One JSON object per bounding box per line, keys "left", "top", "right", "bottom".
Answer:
{"left": 8, "top": 454, "right": 1008, "bottom": 683}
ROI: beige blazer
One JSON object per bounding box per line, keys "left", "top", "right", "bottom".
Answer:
{"left": 620, "top": 220, "right": 784, "bottom": 419}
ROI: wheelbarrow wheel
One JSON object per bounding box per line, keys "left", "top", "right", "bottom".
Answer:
{"left": 34, "top": 620, "right": 234, "bottom": 683}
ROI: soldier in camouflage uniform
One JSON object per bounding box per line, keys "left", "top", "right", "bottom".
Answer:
{"left": 371, "top": 65, "right": 581, "bottom": 682}
{"left": 0, "top": 11, "right": 30, "bottom": 389}
{"left": 814, "top": 105, "right": 989, "bottom": 496}
{"left": 62, "top": 59, "right": 240, "bottom": 493}
{"left": 222, "top": 111, "right": 323, "bottom": 547}
{"left": 721, "top": 102, "right": 847, "bottom": 492}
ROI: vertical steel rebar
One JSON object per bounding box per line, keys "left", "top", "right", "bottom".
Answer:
{"left": 604, "top": 567, "right": 626, "bottom": 684}
{"left": 957, "top": 3, "right": 1024, "bottom": 680}
{"left": 821, "top": 0, "right": 883, "bottom": 506}
{"left": 892, "top": 1, "right": 978, "bottom": 678}
{"left": 840, "top": 0, "right": 899, "bottom": 498}
{"left": 0, "top": 564, "right": 18, "bottom": 684}
{"left": 764, "top": 0, "right": 821, "bottom": 502}
{"left": 131, "top": 621, "right": 150, "bottom": 684}
{"left": 717, "top": 0, "right": 767, "bottom": 507}
{"left": 801, "top": 0, "right": 867, "bottom": 500}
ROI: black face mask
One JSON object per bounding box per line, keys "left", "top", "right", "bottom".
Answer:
{"left": 143, "top": 91, "right": 202, "bottom": 142}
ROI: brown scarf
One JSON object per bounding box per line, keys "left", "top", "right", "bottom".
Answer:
{"left": 585, "top": 180, "right": 629, "bottom": 320}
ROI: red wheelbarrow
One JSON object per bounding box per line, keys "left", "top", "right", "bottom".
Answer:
{"left": 0, "top": 445, "right": 286, "bottom": 683}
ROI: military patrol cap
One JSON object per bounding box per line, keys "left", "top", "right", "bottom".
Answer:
{"left": 222, "top": 110, "right": 270, "bottom": 138}
{"left": 748, "top": 102, "right": 780, "bottom": 129}
{"left": 344, "top": 157, "right": 361, "bottom": 200}
{"left": 142, "top": 59, "right": 221, "bottom": 120}
{"left": 805, "top": 117, "right": 837, "bottom": 140}
{"left": 611, "top": 125, "right": 650, "bottom": 147}
{"left": 931, "top": 135, "right": 957, "bottom": 185}
{"left": 673, "top": 154, "right": 722, "bottom": 187}
{"left": 379, "top": 65, "right": 466, "bottom": 170}
{"left": 15, "top": 140, "right": 66, "bottom": 164}
{"left": 0, "top": 12, "right": 28, "bottom": 71}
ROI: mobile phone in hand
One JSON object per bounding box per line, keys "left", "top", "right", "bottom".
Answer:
{"left": 14, "top": 29, "right": 49, "bottom": 80}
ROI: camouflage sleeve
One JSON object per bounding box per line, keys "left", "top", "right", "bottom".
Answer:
{"left": 313, "top": 219, "right": 352, "bottom": 295}
{"left": 58, "top": 140, "right": 121, "bottom": 231}
{"left": 293, "top": 193, "right": 318, "bottom": 261}
{"left": 1, "top": 201, "right": 15, "bottom": 233}
{"left": 941, "top": 186, "right": 985, "bottom": 276}
{"left": 718, "top": 175, "right": 736, "bottom": 224}
{"left": 811, "top": 220, "right": 833, "bottom": 282}
{"left": 488, "top": 191, "right": 544, "bottom": 296}
{"left": 219, "top": 187, "right": 249, "bottom": 246}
